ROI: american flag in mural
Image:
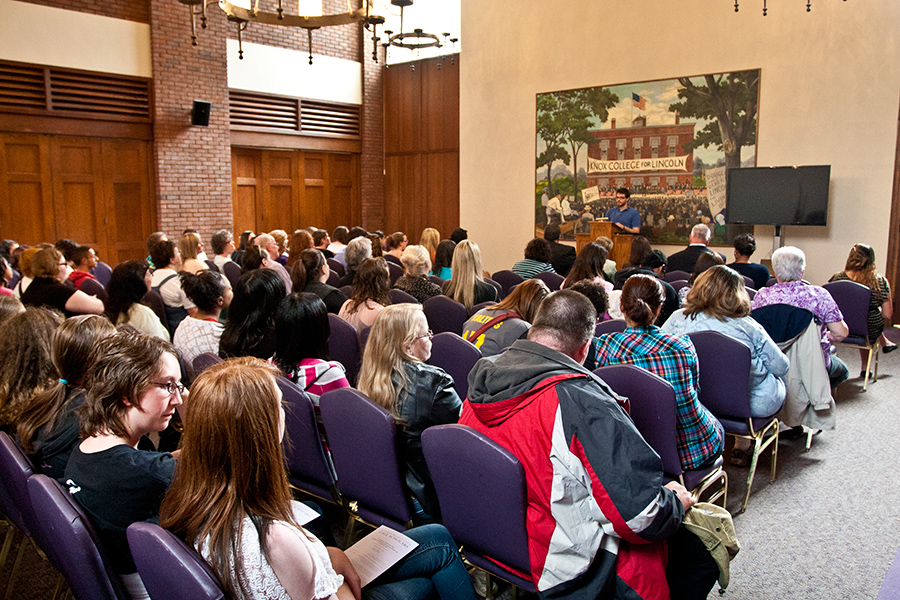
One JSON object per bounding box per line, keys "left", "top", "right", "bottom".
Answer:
{"left": 632, "top": 92, "right": 646, "bottom": 110}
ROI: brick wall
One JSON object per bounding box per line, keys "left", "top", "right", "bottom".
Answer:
{"left": 361, "top": 47, "right": 384, "bottom": 230}
{"left": 15, "top": 0, "right": 150, "bottom": 23}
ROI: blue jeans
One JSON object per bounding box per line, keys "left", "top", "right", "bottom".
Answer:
{"left": 364, "top": 525, "right": 477, "bottom": 600}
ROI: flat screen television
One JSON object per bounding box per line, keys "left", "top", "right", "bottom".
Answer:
{"left": 725, "top": 165, "right": 831, "bottom": 226}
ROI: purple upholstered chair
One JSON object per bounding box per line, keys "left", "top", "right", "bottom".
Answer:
{"left": 664, "top": 269, "right": 691, "bottom": 283}
{"left": 339, "top": 285, "right": 353, "bottom": 298}
{"left": 27, "top": 474, "right": 128, "bottom": 600}
{"left": 422, "top": 425, "right": 537, "bottom": 594}
{"left": 127, "top": 522, "right": 225, "bottom": 600}
{"left": 593, "top": 365, "right": 727, "bottom": 507}
{"left": 384, "top": 254, "right": 403, "bottom": 267}
{"left": 327, "top": 258, "right": 345, "bottom": 277}
{"left": 824, "top": 279, "right": 878, "bottom": 390}
{"left": 746, "top": 287, "right": 757, "bottom": 301}
{"left": 91, "top": 261, "right": 112, "bottom": 287}
{"left": 427, "top": 332, "right": 482, "bottom": 400}
{"left": 358, "top": 325, "right": 372, "bottom": 351}
{"left": 765, "top": 277, "right": 777, "bottom": 287}
{"left": 326, "top": 269, "right": 341, "bottom": 287}
{"left": 483, "top": 277, "right": 503, "bottom": 300}
{"left": 423, "top": 295, "right": 468, "bottom": 336}
{"left": 327, "top": 314, "right": 362, "bottom": 386}
{"left": 688, "top": 330, "right": 779, "bottom": 513}
{"left": 192, "top": 352, "right": 223, "bottom": 378}
{"left": 670, "top": 279, "right": 690, "bottom": 294}
{"left": 277, "top": 377, "right": 340, "bottom": 505}
{"left": 595, "top": 318, "right": 627, "bottom": 336}
{"left": 79, "top": 277, "right": 108, "bottom": 303}
{"left": 222, "top": 260, "right": 242, "bottom": 289}
{"left": 427, "top": 275, "right": 445, "bottom": 288}
{"left": 386, "top": 261, "right": 404, "bottom": 285}
{"left": 319, "top": 388, "right": 413, "bottom": 542}
{"left": 741, "top": 275, "right": 755, "bottom": 289}
{"left": 389, "top": 288, "right": 418, "bottom": 305}
{"left": 490, "top": 270, "right": 524, "bottom": 298}
{"left": 534, "top": 271, "right": 564, "bottom": 291}
{"left": 204, "top": 259, "right": 218, "bottom": 272}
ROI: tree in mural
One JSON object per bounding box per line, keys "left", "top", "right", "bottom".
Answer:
{"left": 669, "top": 70, "right": 758, "bottom": 171}
{"left": 557, "top": 88, "right": 619, "bottom": 201}
{"left": 536, "top": 94, "right": 569, "bottom": 198}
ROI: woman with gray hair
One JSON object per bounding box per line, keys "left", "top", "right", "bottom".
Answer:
{"left": 336, "top": 236, "right": 372, "bottom": 288}
{"left": 751, "top": 246, "right": 850, "bottom": 387}
{"left": 394, "top": 245, "right": 442, "bottom": 303}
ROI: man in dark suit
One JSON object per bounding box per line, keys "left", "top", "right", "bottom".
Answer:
{"left": 667, "top": 223, "right": 725, "bottom": 273}
{"left": 543, "top": 223, "right": 576, "bottom": 277}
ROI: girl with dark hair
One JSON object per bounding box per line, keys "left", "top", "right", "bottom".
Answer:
{"left": 17, "top": 315, "right": 116, "bottom": 478}
{"left": 0, "top": 255, "right": 13, "bottom": 296}
{"left": 219, "top": 268, "right": 286, "bottom": 360}
{"left": 624, "top": 235, "right": 652, "bottom": 269}
{"left": 561, "top": 242, "right": 613, "bottom": 292}
{"left": 462, "top": 278, "right": 550, "bottom": 356}
{"left": 431, "top": 239, "right": 455, "bottom": 280}
{"left": 829, "top": 243, "right": 897, "bottom": 356}
{"left": 677, "top": 251, "right": 725, "bottom": 303}
{"left": 338, "top": 257, "right": 391, "bottom": 330}
{"left": 290, "top": 248, "right": 347, "bottom": 314}
{"left": 107, "top": 260, "right": 170, "bottom": 341}
{"left": 64, "top": 331, "right": 183, "bottom": 599}
{"left": 230, "top": 230, "right": 255, "bottom": 267}
{"left": 511, "top": 238, "right": 556, "bottom": 279}
{"left": 160, "top": 358, "right": 477, "bottom": 600}
{"left": 174, "top": 271, "right": 233, "bottom": 365}
{"left": 594, "top": 274, "right": 723, "bottom": 472}
{"left": 285, "top": 229, "right": 314, "bottom": 269}
{"left": 274, "top": 293, "right": 349, "bottom": 404}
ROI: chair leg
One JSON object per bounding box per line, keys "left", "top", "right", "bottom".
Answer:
{"left": 862, "top": 347, "right": 874, "bottom": 392}
{"left": 770, "top": 423, "right": 779, "bottom": 482}
{"left": 740, "top": 436, "right": 763, "bottom": 514}
{"left": 0, "top": 524, "right": 14, "bottom": 571}
{"left": 50, "top": 574, "right": 67, "bottom": 600}
{"left": 2, "top": 535, "right": 29, "bottom": 600}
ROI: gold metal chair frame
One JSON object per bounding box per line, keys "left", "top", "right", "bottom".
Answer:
{"left": 682, "top": 467, "right": 728, "bottom": 509}
{"left": 729, "top": 416, "right": 779, "bottom": 514}
{"left": 834, "top": 337, "right": 880, "bottom": 392}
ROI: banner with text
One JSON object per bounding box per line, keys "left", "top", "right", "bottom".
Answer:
{"left": 705, "top": 167, "right": 727, "bottom": 217}
{"left": 588, "top": 155, "right": 689, "bottom": 174}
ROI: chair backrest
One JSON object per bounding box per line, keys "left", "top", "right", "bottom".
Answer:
{"left": 27, "top": 474, "right": 127, "bottom": 600}
{"left": 687, "top": 330, "right": 752, "bottom": 420}
{"left": 471, "top": 301, "right": 494, "bottom": 314}
{"left": 141, "top": 289, "right": 170, "bottom": 332}
{"left": 422, "top": 425, "right": 530, "bottom": 575}
{"left": 483, "top": 277, "right": 503, "bottom": 300}
{"left": 746, "top": 287, "right": 756, "bottom": 300}
{"left": 595, "top": 318, "right": 626, "bottom": 336}
{"left": 423, "top": 295, "right": 468, "bottom": 335}
{"left": 490, "top": 270, "right": 524, "bottom": 297}
{"left": 664, "top": 269, "right": 691, "bottom": 283}
{"left": 386, "top": 261, "right": 404, "bottom": 285}
{"left": 0, "top": 432, "right": 35, "bottom": 536}
{"left": 339, "top": 285, "right": 353, "bottom": 298}
{"left": 765, "top": 277, "right": 777, "bottom": 287}
{"left": 91, "top": 261, "right": 112, "bottom": 287}
{"left": 7, "top": 270, "right": 21, "bottom": 291}
{"left": 384, "top": 254, "right": 403, "bottom": 267}
{"left": 277, "top": 377, "right": 339, "bottom": 503}
{"left": 327, "top": 314, "right": 362, "bottom": 385}
{"left": 326, "top": 270, "right": 340, "bottom": 287}
{"left": 427, "top": 275, "right": 445, "bottom": 287}
{"left": 222, "top": 261, "right": 242, "bottom": 289}
{"left": 389, "top": 288, "right": 418, "bottom": 304}
{"left": 204, "top": 259, "right": 218, "bottom": 272}
{"left": 741, "top": 275, "right": 755, "bottom": 289}
{"left": 670, "top": 279, "right": 690, "bottom": 293}
{"left": 534, "top": 271, "right": 564, "bottom": 291}
{"left": 192, "top": 352, "right": 223, "bottom": 378}
{"left": 427, "top": 332, "right": 482, "bottom": 400}
{"left": 319, "top": 388, "right": 412, "bottom": 528}
{"left": 80, "top": 277, "right": 108, "bottom": 302}
{"left": 127, "top": 522, "right": 225, "bottom": 600}
{"left": 327, "top": 258, "right": 345, "bottom": 277}
{"left": 823, "top": 280, "right": 871, "bottom": 340}
{"left": 592, "top": 365, "right": 682, "bottom": 478}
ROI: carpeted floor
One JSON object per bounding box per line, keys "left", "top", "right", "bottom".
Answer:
{"left": 1, "top": 347, "right": 897, "bottom": 599}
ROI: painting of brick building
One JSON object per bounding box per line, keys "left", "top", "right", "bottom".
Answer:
{"left": 536, "top": 70, "right": 759, "bottom": 244}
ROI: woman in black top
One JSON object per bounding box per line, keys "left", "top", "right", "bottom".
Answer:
{"left": 21, "top": 247, "right": 104, "bottom": 317}
{"left": 219, "top": 268, "right": 286, "bottom": 360}
{"left": 291, "top": 248, "right": 348, "bottom": 314}
{"left": 394, "top": 245, "right": 442, "bottom": 303}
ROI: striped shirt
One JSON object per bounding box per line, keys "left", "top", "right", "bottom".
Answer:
{"left": 594, "top": 325, "right": 723, "bottom": 471}
{"left": 284, "top": 359, "right": 350, "bottom": 405}
{"left": 511, "top": 259, "right": 555, "bottom": 280}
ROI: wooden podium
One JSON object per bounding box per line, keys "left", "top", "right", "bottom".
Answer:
{"left": 575, "top": 220, "right": 634, "bottom": 270}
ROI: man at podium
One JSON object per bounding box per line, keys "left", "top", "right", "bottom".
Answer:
{"left": 605, "top": 187, "right": 641, "bottom": 234}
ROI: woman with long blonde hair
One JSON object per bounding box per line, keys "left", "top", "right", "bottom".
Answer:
{"left": 178, "top": 232, "right": 208, "bottom": 275}
{"left": 441, "top": 240, "right": 497, "bottom": 312}
{"left": 161, "top": 357, "right": 476, "bottom": 600}
{"left": 418, "top": 228, "right": 440, "bottom": 263}
{"left": 358, "top": 304, "right": 461, "bottom": 522}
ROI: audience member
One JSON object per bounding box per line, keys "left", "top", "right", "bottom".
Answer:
{"left": 450, "top": 227, "right": 468, "bottom": 244}
{"left": 727, "top": 233, "right": 770, "bottom": 289}
{"left": 594, "top": 235, "right": 617, "bottom": 281}
{"left": 367, "top": 232, "right": 384, "bottom": 257}
{"left": 291, "top": 248, "right": 347, "bottom": 314}
{"left": 21, "top": 247, "right": 104, "bottom": 317}
{"left": 663, "top": 265, "right": 789, "bottom": 466}
{"left": 442, "top": 240, "right": 497, "bottom": 312}
{"left": 394, "top": 245, "right": 442, "bottom": 303}
{"left": 569, "top": 280, "right": 612, "bottom": 368}
{"left": 183, "top": 229, "right": 208, "bottom": 262}
{"left": 667, "top": 224, "right": 725, "bottom": 273}
{"left": 384, "top": 231, "right": 408, "bottom": 264}
{"left": 358, "top": 304, "right": 461, "bottom": 522}
{"left": 254, "top": 234, "right": 292, "bottom": 292}
{"left": 511, "top": 237, "right": 556, "bottom": 279}
{"left": 752, "top": 246, "right": 849, "bottom": 387}
{"left": 219, "top": 268, "right": 286, "bottom": 360}
{"left": 64, "top": 332, "right": 182, "bottom": 599}
{"left": 543, "top": 223, "right": 576, "bottom": 277}
{"left": 174, "top": 271, "right": 231, "bottom": 365}
{"left": 106, "top": 260, "right": 170, "bottom": 341}
{"left": 269, "top": 229, "right": 289, "bottom": 265}
{"left": 145, "top": 232, "right": 168, "bottom": 269}
{"left": 678, "top": 250, "right": 725, "bottom": 303}
{"left": 328, "top": 226, "right": 350, "bottom": 266}
{"left": 0, "top": 295, "right": 23, "bottom": 324}
{"left": 160, "top": 357, "right": 476, "bottom": 600}
{"left": 0, "top": 307, "right": 62, "bottom": 428}
{"left": 210, "top": 229, "right": 235, "bottom": 273}
{"left": 615, "top": 249, "right": 680, "bottom": 325}
{"left": 16, "top": 315, "right": 115, "bottom": 479}
{"left": 312, "top": 228, "right": 334, "bottom": 259}
{"left": 460, "top": 290, "right": 718, "bottom": 599}
{"left": 431, "top": 239, "right": 455, "bottom": 280}
{"left": 622, "top": 234, "right": 652, "bottom": 270}
{"left": 595, "top": 274, "right": 724, "bottom": 471}
{"left": 67, "top": 245, "right": 102, "bottom": 294}
{"left": 829, "top": 243, "right": 897, "bottom": 357}
{"left": 178, "top": 232, "right": 208, "bottom": 275}
{"left": 0, "top": 256, "right": 14, "bottom": 296}
{"left": 230, "top": 230, "right": 255, "bottom": 267}
{"left": 285, "top": 229, "right": 314, "bottom": 269}
{"left": 462, "top": 278, "right": 549, "bottom": 356}
{"left": 338, "top": 257, "right": 391, "bottom": 330}
{"left": 274, "top": 293, "right": 349, "bottom": 404}
{"left": 419, "top": 227, "right": 440, "bottom": 263}
{"left": 55, "top": 238, "right": 79, "bottom": 265}
{"left": 561, "top": 242, "right": 613, "bottom": 292}
{"left": 149, "top": 240, "right": 194, "bottom": 335}
{"left": 337, "top": 236, "right": 373, "bottom": 288}
{"left": 13, "top": 247, "right": 39, "bottom": 298}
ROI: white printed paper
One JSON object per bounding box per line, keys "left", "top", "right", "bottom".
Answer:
{"left": 344, "top": 525, "right": 419, "bottom": 587}
{"left": 290, "top": 501, "right": 320, "bottom": 527}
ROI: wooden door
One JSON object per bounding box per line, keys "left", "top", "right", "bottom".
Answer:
{"left": 232, "top": 148, "right": 261, "bottom": 236}
{"left": 50, "top": 137, "right": 107, "bottom": 260}
{"left": 0, "top": 134, "right": 55, "bottom": 245}
{"left": 260, "top": 150, "right": 299, "bottom": 233}
{"left": 101, "top": 139, "right": 154, "bottom": 264}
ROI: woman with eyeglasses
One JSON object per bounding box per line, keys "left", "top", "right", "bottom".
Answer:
{"left": 357, "top": 304, "right": 461, "bottom": 523}
{"left": 20, "top": 247, "right": 104, "bottom": 317}
{"left": 63, "top": 331, "right": 183, "bottom": 600}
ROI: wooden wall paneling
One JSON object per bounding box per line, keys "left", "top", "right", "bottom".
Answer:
{"left": 385, "top": 153, "right": 423, "bottom": 235}
{"left": 384, "top": 63, "right": 421, "bottom": 154}
{"left": 328, "top": 153, "right": 359, "bottom": 230}
{"left": 49, "top": 137, "right": 107, "bottom": 259}
{"left": 232, "top": 148, "right": 262, "bottom": 235}
{"left": 301, "top": 152, "right": 328, "bottom": 230}
{"left": 101, "top": 139, "right": 154, "bottom": 264}
{"left": 425, "top": 151, "right": 460, "bottom": 239}
{"left": 422, "top": 58, "right": 459, "bottom": 151}
{"left": 261, "top": 150, "right": 298, "bottom": 233}
{"left": 0, "top": 133, "right": 54, "bottom": 246}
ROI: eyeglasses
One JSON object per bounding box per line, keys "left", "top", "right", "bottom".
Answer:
{"left": 414, "top": 329, "right": 434, "bottom": 341}
{"left": 151, "top": 381, "right": 185, "bottom": 396}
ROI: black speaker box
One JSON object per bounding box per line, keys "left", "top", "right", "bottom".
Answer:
{"left": 191, "top": 100, "right": 211, "bottom": 126}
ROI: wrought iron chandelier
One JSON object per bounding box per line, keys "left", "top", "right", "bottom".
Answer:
{"left": 375, "top": 0, "right": 458, "bottom": 67}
